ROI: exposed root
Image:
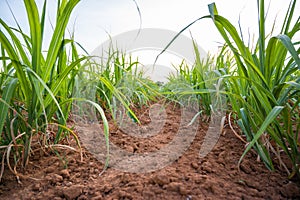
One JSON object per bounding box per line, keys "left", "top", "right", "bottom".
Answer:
{"left": 228, "top": 112, "right": 247, "bottom": 144}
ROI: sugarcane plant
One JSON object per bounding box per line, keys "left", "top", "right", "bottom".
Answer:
{"left": 207, "top": 0, "right": 300, "bottom": 178}
{"left": 0, "top": 0, "right": 86, "bottom": 180}
{"left": 159, "top": 0, "right": 299, "bottom": 178}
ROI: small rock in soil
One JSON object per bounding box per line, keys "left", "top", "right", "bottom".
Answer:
{"left": 120, "top": 173, "right": 131, "bottom": 184}
{"left": 125, "top": 145, "right": 134, "bottom": 153}
{"left": 92, "top": 174, "right": 98, "bottom": 179}
{"left": 165, "top": 182, "right": 181, "bottom": 192}
{"left": 45, "top": 166, "right": 56, "bottom": 173}
{"left": 191, "top": 162, "right": 199, "bottom": 169}
{"left": 46, "top": 174, "right": 63, "bottom": 184}
{"left": 201, "top": 162, "right": 215, "bottom": 173}
{"left": 152, "top": 174, "right": 170, "bottom": 186}
{"left": 60, "top": 169, "right": 70, "bottom": 178}
{"left": 65, "top": 181, "right": 72, "bottom": 187}
{"left": 244, "top": 179, "right": 260, "bottom": 189}
{"left": 179, "top": 185, "right": 189, "bottom": 195}
{"left": 61, "top": 185, "right": 84, "bottom": 200}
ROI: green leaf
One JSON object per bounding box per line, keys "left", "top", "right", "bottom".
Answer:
{"left": 26, "top": 67, "right": 66, "bottom": 124}
{"left": 239, "top": 106, "right": 284, "bottom": 167}
{"left": 0, "top": 18, "right": 30, "bottom": 66}
{"left": 0, "top": 78, "right": 18, "bottom": 135}
{"left": 0, "top": 30, "right": 30, "bottom": 101}
{"left": 43, "top": 56, "right": 87, "bottom": 110}
{"left": 24, "top": 0, "right": 42, "bottom": 73}
{"left": 43, "top": 0, "right": 80, "bottom": 81}
{"left": 276, "top": 34, "right": 300, "bottom": 70}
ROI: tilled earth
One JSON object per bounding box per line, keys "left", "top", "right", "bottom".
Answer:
{"left": 0, "top": 102, "right": 299, "bottom": 199}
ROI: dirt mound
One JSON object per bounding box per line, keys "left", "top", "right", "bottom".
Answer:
{"left": 0, "top": 103, "right": 299, "bottom": 199}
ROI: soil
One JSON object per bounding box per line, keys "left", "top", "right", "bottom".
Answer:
{"left": 0, "top": 101, "right": 300, "bottom": 200}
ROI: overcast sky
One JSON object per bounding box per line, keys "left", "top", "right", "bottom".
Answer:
{"left": 1, "top": 0, "right": 297, "bottom": 54}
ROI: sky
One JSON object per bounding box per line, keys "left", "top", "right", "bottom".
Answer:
{"left": 0, "top": 0, "right": 299, "bottom": 80}
{"left": 71, "top": 0, "right": 297, "bottom": 54}
{"left": 0, "top": 0, "right": 300, "bottom": 82}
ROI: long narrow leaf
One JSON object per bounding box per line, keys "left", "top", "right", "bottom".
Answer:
{"left": 43, "top": 0, "right": 80, "bottom": 81}
{"left": 24, "top": 0, "right": 42, "bottom": 73}
{"left": 0, "top": 30, "right": 30, "bottom": 100}
{"left": 26, "top": 67, "right": 66, "bottom": 123}
{"left": 0, "top": 78, "right": 18, "bottom": 135}
{"left": 276, "top": 34, "right": 300, "bottom": 69}
{"left": 238, "top": 106, "right": 284, "bottom": 166}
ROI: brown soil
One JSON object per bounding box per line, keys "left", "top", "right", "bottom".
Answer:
{"left": 0, "top": 102, "right": 299, "bottom": 200}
